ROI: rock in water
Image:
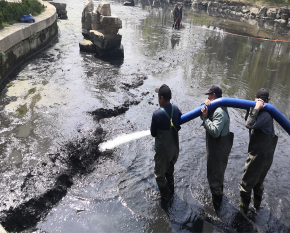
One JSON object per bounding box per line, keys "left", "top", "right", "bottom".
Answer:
{"left": 80, "top": 2, "right": 124, "bottom": 58}
{"left": 97, "top": 3, "right": 111, "bottom": 16}
{"left": 79, "top": 39, "right": 96, "bottom": 53}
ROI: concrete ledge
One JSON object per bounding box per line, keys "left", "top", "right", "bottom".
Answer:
{"left": 0, "top": 0, "right": 57, "bottom": 52}
{"left": 0, "top": 224, "right": 6, "bottom": 233}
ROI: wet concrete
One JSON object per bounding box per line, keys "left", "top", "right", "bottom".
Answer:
{"left": 1, "top": 0, "right": 290, "bottom": 232}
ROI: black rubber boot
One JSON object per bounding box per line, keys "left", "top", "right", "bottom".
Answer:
{"left": 165, "top": 172, "right": 174, "bottom": 195}
{"left": 253, "top": 193, "right": 262, "bottom": 210}
{"left": 156, "top": 178, "right": 171, "bottom": 201}
{"left": 212, "top": 194, "right": 222, "bottom": 210}
{"left": 240, "top": 196, "right": 250, "bottom": 213}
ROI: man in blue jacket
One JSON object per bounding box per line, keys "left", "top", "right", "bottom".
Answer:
{"left": 201, "top": 85, "right": 234, "bottom": 210}
{"left": 151, "top": 84, "right": 182, "bottom": 202}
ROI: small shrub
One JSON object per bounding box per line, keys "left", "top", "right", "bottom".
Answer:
{"left": 0, "top": 0, "right": 45, "bottom": 28}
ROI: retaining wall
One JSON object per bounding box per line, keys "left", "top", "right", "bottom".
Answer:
{"left": 0, "top": 0, "right": 58, "bottom": 83}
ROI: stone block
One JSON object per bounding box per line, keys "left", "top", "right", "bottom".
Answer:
{"left": 57, "top": 9, "right": 67, "bottom": 15}
{"left": 281, "top": 13, "right": 289, "bottom": 20}
{"left": 258, "top": 6, "right": 267, "bottom": 17}
{"left": 242, "top": 9, "right": 250, "bottom": 14}
{"left": 83, "top": 12, "right": 92, "bottom": 30}
{"left": 49, "top": 2, "right": 66, "bottom": 10}
{"left": 97, "top": 3, "right": 111, "bottom": 16}
{"left": 59, "top": 14, "right": 68, "bottom": 19}
{"left": 92, "top": 12, "right": 101, "bottom": 27}
{"left": 95, "top": 44, "right": 124, "bottom": 58}
{"left": 274, "top": 19, "right": 286, "bottom": 23}
{"left": 83, "top": 0, "right": 94, "bottom": 13}
{"left": 250, "top": 7, "right": 259, "bottom": 16}
{"left": 100, "top": 16, "right": 122, "bottom": 28}
{"left": 278, "top": 7, "right": 289, "bottom": 14}
{"left": 92, "top": 23, "right": 102, "bottom": 30}
{"left": 90, "top": 30, "right": 122, "bottom": 50}
{"left": 267, "top": 8, "right": 277, "bottom": 18}
{"left": 79, "top": 39, "right": 96, "bottom": 53}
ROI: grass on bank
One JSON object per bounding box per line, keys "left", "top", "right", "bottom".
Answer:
{"left": 0, "top": 0, "right": 45, "bottom": 30}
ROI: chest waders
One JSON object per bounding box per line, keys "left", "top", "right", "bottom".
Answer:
{"left": 154, "top": 104, "right": 179, "bottom": 202}
{"left": 206, "top": 107, "right": 234, "bottom": 208}
{"left": 240, "top": 129, "right": 278, "bottom": 209}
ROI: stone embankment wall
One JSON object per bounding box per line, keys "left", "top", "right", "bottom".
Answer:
{"left": 0, "top": 1, "right": 58, "bottom": 83}
{"left": 191, "top": 1, "right": 290, "bottom": 26}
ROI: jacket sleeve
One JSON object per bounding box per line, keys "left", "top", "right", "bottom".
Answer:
{"left": 245, "top": 108, "right": 272, "bottom": 130}
{"left": 203, "top": 108, "right": 226, "bottom": 138}
{"left": 150, "top": 113, "right": 157, "bottom": 137}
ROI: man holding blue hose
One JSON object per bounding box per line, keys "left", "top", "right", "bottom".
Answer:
{"left": 240, "top": 88, "right": 278, "bottom": 212}
{"left": 201, "top": 85, "right": 234, "bottom": 210}
{"left": 150, "top": 84, "right": 182, "bottom": 203}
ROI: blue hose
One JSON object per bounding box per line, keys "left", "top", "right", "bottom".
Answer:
{"left": 179, "top": 97, "right": 290, "bottom": 135}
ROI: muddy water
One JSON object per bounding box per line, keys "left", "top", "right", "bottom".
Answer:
{"left": 1, "top": 0, "right": 290, "bottom": 232}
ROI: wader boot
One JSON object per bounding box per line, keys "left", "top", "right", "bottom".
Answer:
{"left": 156, "top": 177, "right": 171, "bottom": 201}
{"left": 240, "top": 196, "right": 250, "bottom": 213}
{"left": 165, "top": 171, "right": 174, "bottom": 195}
{"left": 206, "top": 131, "right": 234, "bottom": 210}
{"left": 253, "top": 193, "right": 262, "bottom": 210}
{"left": 240, "top": 129, "right": 278, "bottom": 211}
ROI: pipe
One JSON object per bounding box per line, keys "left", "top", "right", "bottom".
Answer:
{"left": 179, "top": 97, "right": 290, "bottom": 135}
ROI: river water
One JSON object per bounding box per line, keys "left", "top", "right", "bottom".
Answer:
{"left": 1, "top": 0, "right": 290, "bottom": 232}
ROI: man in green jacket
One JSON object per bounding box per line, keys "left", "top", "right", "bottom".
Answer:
{"left": 201, "top": 85, "right": 234, "bottom": 210}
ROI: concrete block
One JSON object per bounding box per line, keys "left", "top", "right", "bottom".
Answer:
{"left": 57, "top": 9, "right": 67, "bottom": 15}
{"left": 100, "top": 16, "right": 122, "bottom": 28}
{"left": 97, "top": 3, "right": 111, "bottom": 16}
{"left": 49, "top": 2, "right": 66, "bottom": 10}
{"left": 0, "top": 224, "right": 6, "bottom": 233}
{"left": 84, "top": 12, "right": 92, "bottom": 30}
{"left": 90, "top": 30, "right": 121, "bottom": 50}
{"left": 267, "top": 8, "right": 277, "bottom": 18}
{"left": 92, "top": 12, "right": 101, "bottom": 26}
{"left": 83, "top": 0, "right": 94, "bottom": 12}
{"left": 250, "top": 7, "right": 259, "bottom": 15}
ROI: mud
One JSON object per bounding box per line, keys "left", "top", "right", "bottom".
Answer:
{"left": 1, "top": 0, "right": 290, "bottom": 232}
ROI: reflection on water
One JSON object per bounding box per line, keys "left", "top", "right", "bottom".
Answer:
{"left": 1, "top": 0, "right": 290, "bottom": 232}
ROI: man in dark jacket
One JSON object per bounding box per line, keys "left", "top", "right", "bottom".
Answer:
{"left": 240, "top": 88, "right": 278, "bottom": 212}
{"left": 173, "top": 4, "right": 180, "bottom": 29}
{"left": 150, "top": 84, "right": 182, "bottom": 202}
{"left": 201, "top": 85, "right": 234, "bottom": 210}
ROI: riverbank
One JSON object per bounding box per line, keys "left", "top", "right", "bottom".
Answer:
{"left": 0, "top": 0, "right": 57, "bottom": 84}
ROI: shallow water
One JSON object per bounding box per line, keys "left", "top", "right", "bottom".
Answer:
{"left": 1, "top": 0, "right": 290, "bottom": 232}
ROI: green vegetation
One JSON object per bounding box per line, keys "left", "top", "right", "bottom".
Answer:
{"left": 30, "top": 93, "right": 41, "bottom": 108}
{"left": 42, "top": 80, "right": 48, "bottom": 85}
{"left": 0, "top": 0, "right": 45, "bottom": 29}
{"left": 24, "top": 87, "right": 36, "bottom": 99}
{"left": 6, "top": 82, "right": 13, "bottom": 87}
{"left": 16, "top": 103, "right": 28, "bottom": 115}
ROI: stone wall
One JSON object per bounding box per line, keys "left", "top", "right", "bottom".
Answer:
{"left": 0, "top": 0, "right": 58, "bottom": 84}
{"left": 191, "top": 1, "right": 290, "bottom": 25}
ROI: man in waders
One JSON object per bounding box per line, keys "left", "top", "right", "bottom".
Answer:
{"left": 150, "top": 84, "right": 182, "bottom": 203}
{"left": 201, "top": 85, "right": 234, "bottom": 210}
{"left": 240, "top": 88, "right": 278, "bottom": 212}
{"left": 173, "top": 4, "right": 180, "bottom": 30}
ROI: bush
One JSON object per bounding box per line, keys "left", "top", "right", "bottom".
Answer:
{"left": 0, "top": 0, "right": 44, "bottom": 27}
{"left": 0, "top": 11, "right": 3, "bottom": 29}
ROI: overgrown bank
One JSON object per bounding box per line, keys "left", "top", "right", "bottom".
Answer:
{"left": 0, "top": 0, "right": 45, "bottom": 29}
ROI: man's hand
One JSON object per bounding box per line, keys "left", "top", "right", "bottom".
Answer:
{"left": 204, "top": 99, "right": 211, "bottom": 106}
{"left": 201, "top": 106, "right": 208, "bottom": 119}
{"left": 254, "top": 98, "right": 266, "bottom": 110}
